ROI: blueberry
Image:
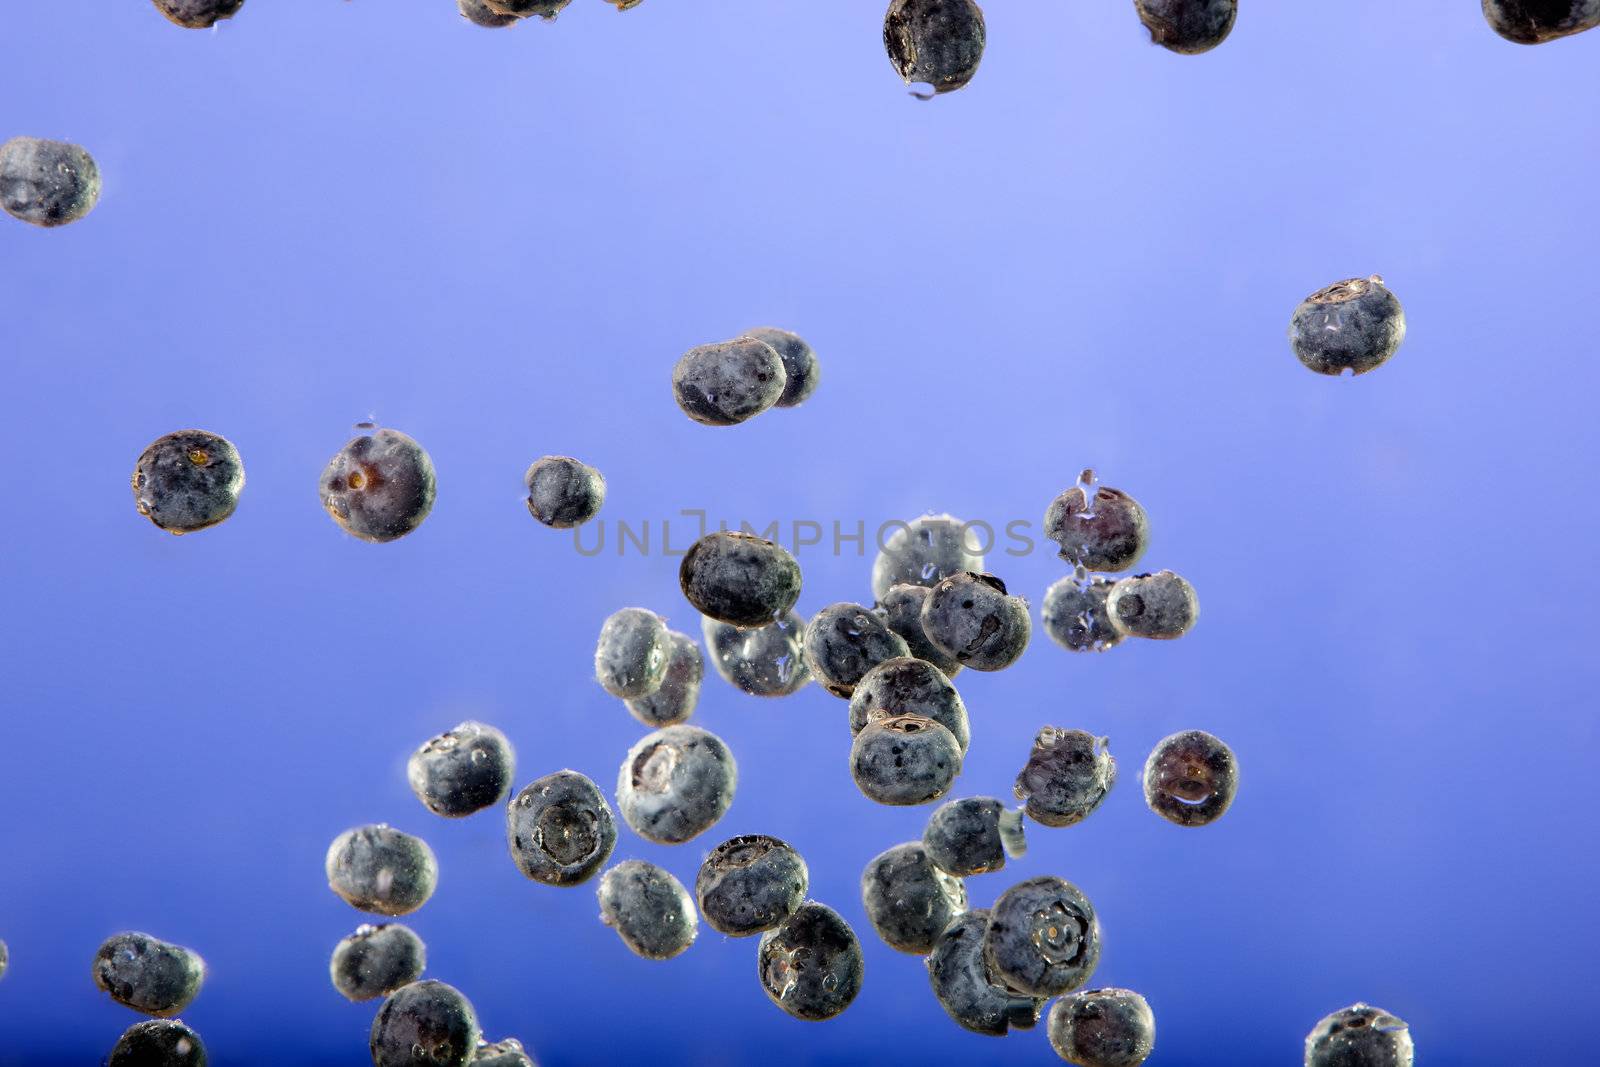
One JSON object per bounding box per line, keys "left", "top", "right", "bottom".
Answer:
{"left": 408, "top": 721, "right": 516, "bottom": 818}
{"left": 922, "top": 797, "right": 1026, "bottom": 876}
{"left": 920, "top": 572, "right": 1031, "bottom": 671}
{"left": 1042, "top": 575, "right": 1124, "bottom": 653}
{"left": 603, "top": 0, "right": 645, "bottom": 8}
{"left": 524, "top": 455, "right": 605, "bottom": 528}
{"left": 1043, "top": 486, "right": 1149, "bottom": 573}
{"left": 757, "top": 902, "right": 864, "bottom": 1021}
{"left": 1483, "top": 0, "right": 1600, "bottom": 43}
{"left": 1134, "top": 0, "right": 1237, "bottom": 54}
{"left": 850, "top": 715, "right": 962, "bottom": 806}
{"left": 325, "top": 825, "right": 439, "bottom": 915}
{"left": 625, "top": 631, "right": 704, "bottom": 727}
{"left": 92, "top": 933, "right": 205, "bottom": 1017}
{"left": 471, "top": 1038, "right": 537, "bottom": 1066}
{"left": 0, "top": 939, "right": 7, "bottom": 979}
{"left": 107, "top": 1019, "right": 207, "bottom": 1067}
{"left": 1289, "top": 275, "right": 1406, "bottom": 376}
{"left": 1014, "top": 728, "right": 1115, "bottom": 828}
{"left": 878, "top": 583, "right": 964, "bottom": 677}
{"left": 695, "top": 834, "right": 809, "bottom": 937}
{"left": 742, "top": 327, "right": 820, "bottom": 407}
{"left": 616, "top": 724, "right": 737, "bottom": 844}
{"left": 131, "top": 431, "right": 245, "bottom": 535}
{"left": 926, "top": 910, "right": 1043, "bottom": 1036}
{"left": 1305, "top": 1003, "right": 1414, "bottom": 1067}
{"left": 506, "top": 770, "right": 617, "bottom": 886}
{"left": 597, "top": 860, "right": 698, "bottom": 960}
{"left": 984, "top": 875, "right": 1101, "bottom": 997}
{"left": 802, "top": 603, "right": 910, "bottom": 698}
{"left": 860, "top": 842, "right": 966, "bottom": 955}
{"left": 870, "top": 514, "right": 984, "bottom": 601}
{"left": 672, "top": 337, "right": 786, "bottom": 426}
{"left": 1143, "top": 730, "right": 1237, "bottom": 827}
{"left": 702, "top": 610, "right": 811, "bottom": 697}
{"left": 849, "top": 657, "right": 970, "bottom": 753}
{"left": 329, "top": 924, "right": 427, "bottom": 1003}
{"left": 319, "top": 428, "right": 436, "bottom": 543}
{"left": 484, "top": 0, "right": 571, "bottom": 18}
{"left": 1048, "top": 988, "right": 1156, "bottom": 1067}
{"left": 1106, "top": 570, "right": 1199, "bottom": 640}
{"left": 884, "top": 0, "right": 986, "bottom": 95}
{"left": 0, "top": 137, "right": 100, "bottom": 228}
{"left": 370, "top": 980, "right": 481, "bottom": 1067}
{"left": 679, "top": 530, "right": 803, "bottom": 628}
{"left": 150, "top": 0, "right": 244, "bottom": 27}
{"left": 594, "top": 607, "right": 671, "bottom": 699}
{"left": 459, "top": 0, "right": 521, "bottom": 26}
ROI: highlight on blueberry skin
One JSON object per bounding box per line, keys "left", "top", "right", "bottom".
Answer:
{"left": 459, "top": 0, "right": 520, "bottom": 27}
{"left": 408, "top": 721, "right": 516, "bottom": 819}
{"left": 625, "top": 630, "right": 703, "bottom": 727}
{"left": 1304, "top": 1003, "right": 1414, "bottom": 1067}
{"left": 524, "top": 455, "right": 605, "bottom": 528}
{"left": 871, "top": 513, "right": 985, "bottom": 601}
{"left": 92, "top": 932, "right": 206, "bottom": 1017}
{"left": 742, "top": 327, "right": 820, "bottom": 407}
{"left": 370, "top": 979, "right": 481, "bottom": 1067}
{"left": 695, "top": 834, "right": 809, "bottom": 938}
{"left": 1289, "top": 275, "right": 1406, "bottom": 377}
{"left": 860, "top": 842, "right": 967, "bottom": 955}
{"left": 802, "top": 602, "right": 911, "bottom": 698}
{"left": 983, "top": 875, "right": 1101, "bottom": 998}
{"left": 319, "top": 428, "right": 436, "bottom": 543}
{"left": 329, "top": 924, "right": 427, "bottom": 1003}
{"left": 594, "top": 607, "right": 671, "bottom": 699}
{"left": 1015, "top": 728, "right": 1116, "bottom": 828}
{"left": 849, "top": 656, "right": 970, "bottom": 754}
{"left": 325, "top": 825, "right": 439, "bottom": 916}
{"left": 597, "top": 860, "right": 698, "bottom": 960}
{"left": 150, "top": 0, "right": 244, "bottom": 28}
{"left": 884, "top": 0, "right": 987, "bottom": 96}
{"left": 702, "top": 610, "right": 811, "bottom": 697}
{"left": 1483, "top": 0, "right": 1600, "bottom": 43}
{"left": 672, "top": 336, "right": 787, "bottom": 426}
{"left": 1134, "top": 0, "right": 1237, "bottom": 55}
{"left": 922, "top": 796, "right": 1026, "bottom": 877}
{"left": 851, "top": 714, "right": 963, "bottom": 806}
{"left": 920, "top": 572, "right": 1032, "bottom": 672}
{"left": 108, "top": 1019, "right": 207, "bottom": 1067}
{"left": 471, "top": 1038, "right": 537, "bottom": 1067}
{"left": 757, "top": 902, "right": 864, "bottom": 1022}
{"left": 1143, "top": 729, "right": 1237, "bottom": 827}
{"left": 506, "top": 770, "right": 617, "bottom": 887}
{"left": 1, "top": 136, "right": 100, "bottom": 228}
{"left": 616, "top": 724, "right": 737, "bottom": 845}
{"left": 1048, "top": 988, "right": 1156, "bottom": 1067}
{"left": 926, "top": 909, "right": 1044, "bottom": 1036}
{"left": 679, "top": 530, "right": 803, "bottom": 628}
{"left": 131, "top": 430, "right": 245, "bottom": 535}
{"left": 879, "top": 583, "right": 964, "bottom": 677}
{"left": 1106, "top": 570, "right": 1199, "bottom": 640}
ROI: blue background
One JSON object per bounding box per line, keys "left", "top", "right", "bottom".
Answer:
{"left": 1, "top": 2, "right": 1596, "bottom": 1064}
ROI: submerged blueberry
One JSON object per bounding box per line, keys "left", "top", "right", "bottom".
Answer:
{"left": 507, "top": 770, "right": 617, "bottom": 887}
{"left": 702, "top": 611, "right": 811, "bottom": 697}
{"left": 616, "top": 724, "right": 737, "bottom": 844}
{"left": 329, "top": 924, "right": 427, "bottom": 1003}
{"left": 1305, "top": 1003, "right": 1414, "bottom": 1067}
{"left": 408, "top": 721, "right": 516, "bottom": 818}
{"left": 742, "top": 327, "right": 820, "bottom": 407}
{"left": 1043, "top": 485, "right": 1149, "bottom": 573}
{"left": 879, "top": 583, "right": 964, "bottom": 677}
{"left": 325, "top": 825, "right": 439, "bottom": 916}
{"left": 594, "top": 607, "right": 671, "bottom": 699}
{"left": 984, "top": 876, "right": 1101, "bottom": 998}
{"left": 884, "top": 0, "right": 986, "bottom": 95}
{"left": 849, "top": 656, "right": 970, "bottom": 753}
{"left": 485, "top": 0, "right": 571, "bottom": 18}
{"left": 922, "top": 796, "right": 1026, "bottom": 876}
{"left": 1143, "top": 730, "right": 1237, "bottom": 827}
{"left": 597, "top": 860, "right": 698, "bottom": 960}
{"left": 851, "top": 715, "right": 963, "bottom": 806}
{"left": 131, "top": 430, "right": 245, "bottom": 535}
{"left": 757, "top": 902, "right": 864, "bottom": 1021}
{"left": 803, "top": 603, "right": 910, "bottom": 698}
{"left": 524, "top": 455, "right": 605, "bottom": 528}
{"left": 860, "top": 842, "right": 966, "bottom": 955}
{"left": 696, "top": 834, "right": 809, "bottom": 937}
{"left": 926, "top": 910, "right": 1043, "bottom": 1036}
{"left": 920, "top": 572, "right": 1031, "bottom": 671}
{"left": 1106, "top": 571, "right": 1199, "bottom": 640}
{"left": 370, "top": 980, "right": 481, "bottom": 1067}
{"left": 1042, "top": 574, "right": 1124, "bottom": 653}
{"left": 871, "top": 514, "right": 985, "bottom": 601}
{"left": 108, "top": 1020, "right": 207, "bottom": 1067}
{"left": 680, "top": 530, "right": 803, "bottom": 628}
{"left": 672, "top": 337, "right": 786, "bottom": 426}
{"left": 1483, "top": 1, "right": 1600, "bottom": 43}
{"left": 1048, "top": 988, "right": 1157, "bottom": 1067}
{"left": 459, "top": 0, "right": 520, "bottom": 27}
{"left": 319, "top": 428, "right": 436, "bottom": 543}
{"left": 1014, "top": 728, "right": 1116, "bottom": 828}
{"left": 0, "top": 137, "right": 100, "bottom": 227}
{"left": 93, "top": 932, "right": 205, "bottom": 1017}
{"left": 1289, "top": 276, "right": 1406, "bottom": 376}
{"left": 1134, "top": 0, "right": 1237, "bottom": 54}
{"left": 625, "top": 631, "right": 704, "bottom": 727}
{"left": 150, "top": 0, "right": 244, "bottom": 27}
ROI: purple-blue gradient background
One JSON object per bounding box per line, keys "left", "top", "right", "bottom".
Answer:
{"left": 2, "top": 2, "right": 1597, "bottom": 1064}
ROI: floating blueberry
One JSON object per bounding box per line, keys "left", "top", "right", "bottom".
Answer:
{"left": 325, "top": 825, "right": 439, "bottom": 915}
{"left": 926, "top": 910, "right": 1043, "bottom": 1036}
{"left": 1483, "top": 0, "right": 1599, "bottom": 43}
{"left": 1305, "top": 1003, "right": 1414, "bottom": 1067}
{"left": 851, "top": 715, "right": 962, "bottom": 806}
{"left": 803, "top": 603, "right": 910, "bottom": 698}
{"left": 884, "top": 0, "right": 986, "bottom": 95}
{"left": 0, "top": 136, "right": 100, "bottom": 228}
{"left": 860, "top": 842, "right": 966, "bottom": 955}
{"left": 597, "top": 860, "right": 698, "bottom": 960}
{"left": 471, "top": 1038, "right": 537, "bottom": 1066}
{"left": 93, "top": 932, "right": 205, "bottom": 1017}
{"left": 524, "top": 455, "right": 605, "bottom": 528}
{"left": 1106, "top": 570, "right": 1199, "bottom": 640}
{"left": 1014, "top": 728, "right": 1116, "bottom": 828}
{"left": 150, "top": 0, "right": 244, "bottom": 27}
{"left": 920, "top": 572, "right": 1031, "bottom": 671}
{"left": 319, "top": 428, "right": 436, "bottom": 543}
{"left": 695, "top": 834, "right": 809, "bottom": 938}
{"left": 702, "top": 611, "right": 811, "bottom": 697}
{"left": 757, "top": 902, "right": 863, "bottom": 1021}
{"left": 370, "top": 980, "right": 480, "bottom": 1067}
{"left": 870, "top": 514, "right": 984, "bottom": 601}
{"left": 329, "top": 924, "right": 427, "bottom": 1003}
{"left": 107, "top": 1019, "right": 207, "bottom": 1067}
{"left": 616, "top": 725, "right": 737, "bottom": 844}
{"left": 408, "top": 721, "right": 516, "bottom": 818}
{"left": 1134, "top": 0, "right": 1237, "bottom": 55}
{"left": 1048, "top": 988, "right": 1157, "bottom": 1067}
{"left": 131, "top": 430, "right": 244, "bottom": 535}
{"left": 1043, "top": 484, "right": 1149, "bottom": 573}
{"left": 459, "top": 0, "right": 520, "bottom": 27}
{"left": 984, "top": 876, "right": 1101, "bottom": 998}
{"left": 922, "top": 797, "right": 1026, "bottom": 876}
{"left": 849, "top": 657, "right": 970, "bottom": 753}
{"left": 672, "top": 337, "right": 786, "bottom": 427}
{"left": 679, "top": 530, "right": 803, "bottom": 628}
{"left": 485, "top": 0, "right": 571, "bottom": 18}
{"left": 507, "top": 770, "right": 617, "bottom": 887}
{"left": 1289, "top": 275, "right": 1406, "bottom": 376}
{"left": 879, "top": 583, "right": 964, "bottom": 677}
{"left": 1143, "top": 730, "right": 1237, "bottom": 827}
{"left": 742, "top": 327, "right": 820, "bottom": 407}
{"left": 594, "top": 607, "right": 671, "bottom": 699}
{"left": 1042, "top": 574, "right": 1124, "bottom": 653}
{"left": 625, "top": 631, "right": 703, "bottom": 727}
